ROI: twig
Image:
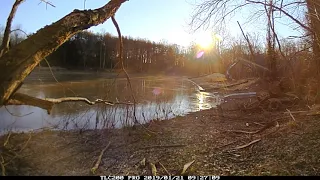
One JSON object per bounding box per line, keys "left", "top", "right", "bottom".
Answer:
{"left": 44, "top": 58, "right": 77, "bottom": 96}
{"left": 216, "top": 140, "right": 238, "bottom": 149}
{"left": 253, "top": 122, "right": 264, "bottom": 126}
{"left": 226, "top": 121, "right": 278, "bottom": 135}
{"left": 4, "top": 106, "right": 33, "bottom": 117}
{"left": 3, "top": 132, "right": 11, "bottom": 147}
{"left": 234, "top": 139, "right": 261, "bottom": 150}
{"left": 283, "top": 111, "right": 307, "bottom": 114}
{"left": 38, "top": 0, "right": 56, "bottom": 8}
{"left": 10, "top": 28, "right": 28, "bottom": 37}
{"left": 159, "top": 162, "right": 171, "bottom": 176}
{"left": 91, "top": 142, "right": 111, "bottom": 174}
{"left": 225, "top": 129, "right": 260, "bottom": 134}
{"left": 141, "top": 144, "right": 187, "bottom": 149}
{"left": 286, "top": 109, "right": 296, "bottom": 121}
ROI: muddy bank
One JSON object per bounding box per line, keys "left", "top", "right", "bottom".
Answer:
{"left": 1, "top": 105, "right": 319, "bottom": 176}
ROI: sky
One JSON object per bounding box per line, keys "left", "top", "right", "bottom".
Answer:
{"left": 0, "top": 0, "right": 303, "bottom": 47}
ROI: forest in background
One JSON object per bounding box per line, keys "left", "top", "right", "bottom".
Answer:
{"left": 0, "top": 24, "right": 310, "bottom": 80}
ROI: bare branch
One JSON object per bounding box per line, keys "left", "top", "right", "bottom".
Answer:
{"left": 190, "top": 0, "right": 250, "bottom": 31}
{"left": 6, "top": 93, "right": 133, "bottom": 114}
{"left": 246, "top": 0, "right": 312, "bottom": 32}
{"left": 10, "top": 29, "right": 29, "bottom": 37}
{"left": 4, "top": 105, "right": 34, "bottom": 117}
{"left": 111, "top": 16, "right": 139, "bottom": 124}
{"left": 38, "top": 0, "right": 56, "bottom": 9}
{"left": 45, "top": 97, "right": 118, "bottom": 106}
{"left": 237, "top": 21, "right": 255, "bottom": 57}
{"left": 0, "top": 0, "right": 25, "bottom": 58}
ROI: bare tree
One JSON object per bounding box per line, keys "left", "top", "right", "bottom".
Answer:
{"left": 0, "top": 0, "right": 128, "bottom": 112}
{"left": 190, "top": 0, "right": 312, "bottom": 79}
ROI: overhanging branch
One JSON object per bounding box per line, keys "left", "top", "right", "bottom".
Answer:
{"left": 6, "top": 93, "right": 132, "bottom": 114}
{"left": 0, "top": 0, "right": 128, "bottom": 106}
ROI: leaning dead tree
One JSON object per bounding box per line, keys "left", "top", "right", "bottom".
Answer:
{"left": 0, "top": 0, "right": 128, "bottom": 113}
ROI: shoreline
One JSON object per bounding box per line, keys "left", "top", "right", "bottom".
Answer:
{"left": 1, "top": 106, "right": 319, "bottom": 175}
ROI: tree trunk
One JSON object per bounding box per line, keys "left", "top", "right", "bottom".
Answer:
{"left": 0, "top": 0, "right": 127, "bottom": 106}
{"left": 306, "top": 0, "right": 320, "bottom": 75}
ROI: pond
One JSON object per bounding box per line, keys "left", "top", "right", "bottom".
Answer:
{"left": 0, "top": 75, "right": 222, "bottom": 134}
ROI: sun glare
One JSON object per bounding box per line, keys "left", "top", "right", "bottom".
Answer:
{"left": 195, "top": 33, "right": 223, "bottom": 50}
{"left": 196, "top": 34, "right": 213, "bottom": 49}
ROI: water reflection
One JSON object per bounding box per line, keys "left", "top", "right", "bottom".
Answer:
{"left": 0, "top": 77, "right": 221, "bottom": 134}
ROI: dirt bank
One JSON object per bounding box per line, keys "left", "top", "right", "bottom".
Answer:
{"left": 1, "top": 104, "right": 319, "bottom": 176}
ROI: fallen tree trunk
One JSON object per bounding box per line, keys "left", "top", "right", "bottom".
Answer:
{"left": 0, "top": 0, "right": 127, "bottom": 107}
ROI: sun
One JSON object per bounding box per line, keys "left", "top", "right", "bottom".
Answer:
{"left": 196, "top": 33, "right": 213, "bottom": 49}
{"left": 195, "top": 33, "right": 223, "bottom": 50}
